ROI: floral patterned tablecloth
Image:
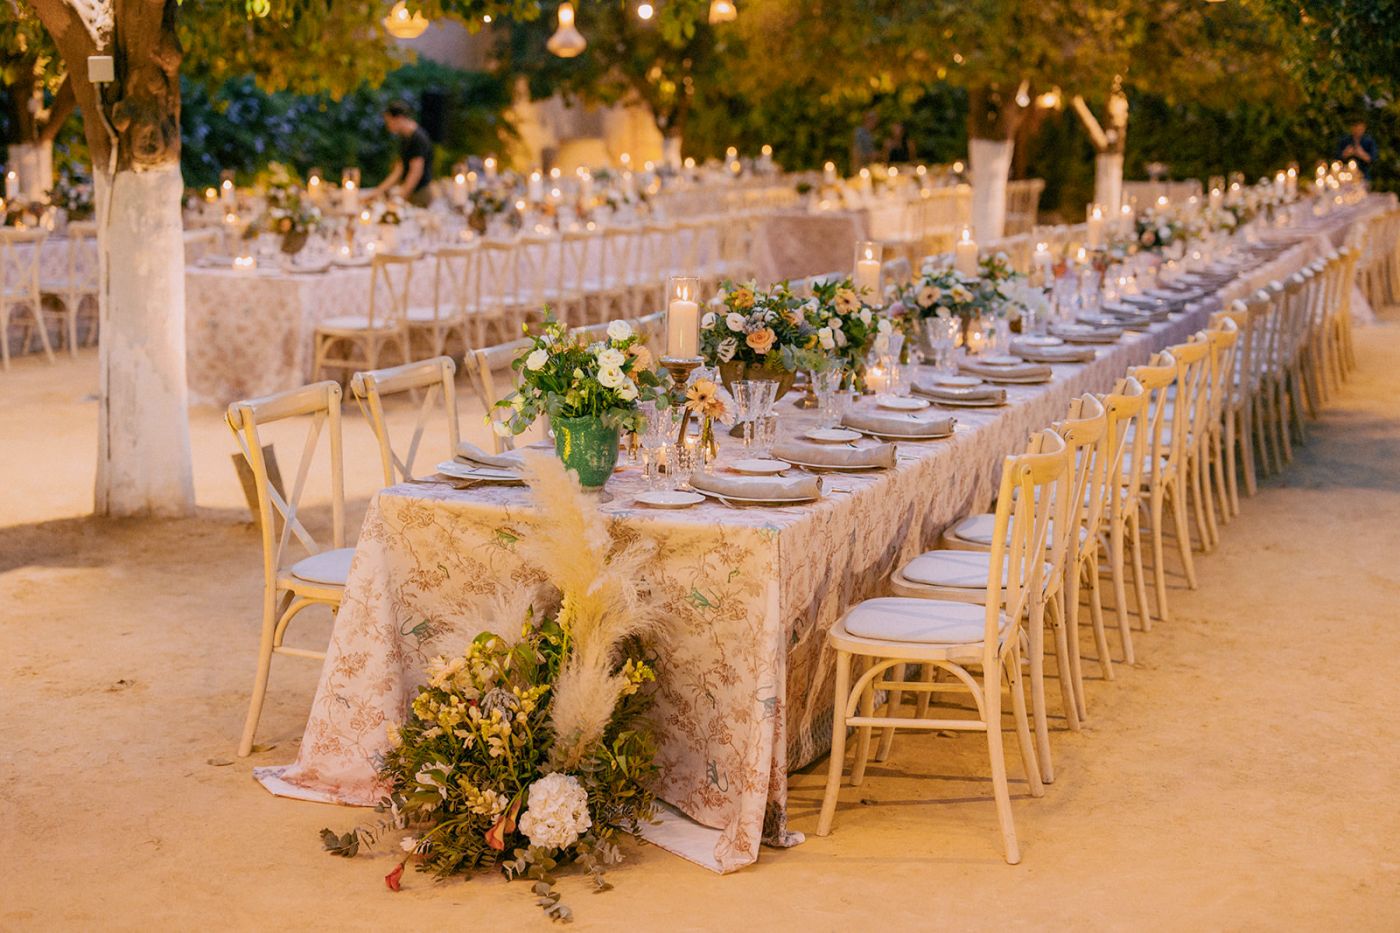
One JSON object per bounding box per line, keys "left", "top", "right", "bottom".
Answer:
{"left": 255, "top": 282, "right": 1251, "bottom": 872}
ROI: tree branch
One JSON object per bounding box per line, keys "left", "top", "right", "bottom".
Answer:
{"left": 38, "top": 73, "right": 76, "bottom": 143}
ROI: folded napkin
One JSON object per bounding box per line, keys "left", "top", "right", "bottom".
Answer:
{"left": 958, "top": 359, "right": 1054, "bottom": 381}
{"left": 771, "top": 437, "right": 898, "bottom": 467}
{"left": 840, "top": 409, "right": 955, "bottom": 439}
{"left": 455, "top": 441, "right": 526, "bottom": 471}
{"left": 689, "top": 470, "right": 822, "bottom": 501}
{"left": 1011, "top": 343, "right": 1096, "bottom": 363}
{"left": 912, "top": 381, "right": 1008, "bottom": 403}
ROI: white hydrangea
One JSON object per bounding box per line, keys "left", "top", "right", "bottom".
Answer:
{"left": 526, "top": 348, "right": 549, "bottom": 371}
{"left": 607, "top": 319, "right": 633, "bottom": 341}
{"left": 518, "top": 772, "right": 592, "bottom": 851}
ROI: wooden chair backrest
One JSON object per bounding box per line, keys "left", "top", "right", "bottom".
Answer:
{"left": 226, "top": 381, "right": 345, "bottom": 591}
{"left": 463, "top": 336, "right": 533, "bottom": 452}
{"left": 351, "top": 356, "right": 460, "bottom": 486}
{"left": 367, "top": 252, "right": 415, "bottom": 328}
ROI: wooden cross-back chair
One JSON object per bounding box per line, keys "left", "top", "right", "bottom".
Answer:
{"left": 313, "top": 252, "right": 414, "bottom": 382}
{"left": 1097, "top": 376, "right": 1151, "bottom": 667}
{"left": 351, "top": 356, "right": 461, "bottom": 487}
{"left": 0, "top": 226, "right": 53, "bottom": 368}
{"left": 463, "top": 336, "right": 533, "bottom": 453}
{"left": 408, "top": 243, "right": 476, "bottom": 357}
{"left": 226, "top": 380, "right": 351, "bottom": 757}
{"left": 40, "top": 220, "right": 100, "bottom": 356}
{"left": 817, "top": 429, "right": 1069, "bottom": 865}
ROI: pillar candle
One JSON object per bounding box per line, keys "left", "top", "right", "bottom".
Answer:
{"left": 954, "top": 227, "right": 979, "bottom": 277}
{"left": 855, "top": 257, "right": 881, "bottom": 296}
{"left": 1086, "top": 205, "right": 1105, "bottom": 250}
{"left": 667, "top": 297, "right": 699, "bottom": 358}
{"left": 1033, "top": 242, "right": 1053, "bottom": 286}
{"left": 528, "top": 171, "right": 544, "bottom": 203}
{"left": 452, "top": 173, "right": 468, "bottom": 208}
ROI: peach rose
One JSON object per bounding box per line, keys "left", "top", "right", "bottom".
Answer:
{"left": 745, "top": 327, "right": 777, "bottom": 354}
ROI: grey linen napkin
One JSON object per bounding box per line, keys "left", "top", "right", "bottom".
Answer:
{"left": 1011, "top": 343, "right": 1097, "bottom": 363}
{"left": 840, "top": 409, "right": 955, "bottom": 439}
{"left": 912, "top": 381, "right": 1008, "bottom": 403}
{"left": 771, "top": 437, "right": 898, "bottom": 467}
{"left": 958, "top": 359, "right": 1054, "bottom": 380}
{"left": 454, "top": 441, "right": 526, "bottom": 470}
{"left": 689, "top": 470, "right": 822, "bottom": 500}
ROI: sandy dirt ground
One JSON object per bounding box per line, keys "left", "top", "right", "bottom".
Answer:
{"left": 3, "top": 322, "right": 1399, "bottom": 931}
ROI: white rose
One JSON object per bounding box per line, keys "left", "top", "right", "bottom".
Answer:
{"left": 877, "top": 318, "right": 893, "bottom": 334}
{"left": 518, "top": 773, "right": 592, "bottom": 852}
{"left": 617, "top": 379, "right": 638, "bottom": 401}
{"left": 607, "top": 319, "right": 633, "bottom": 341}
{"left": 597, "top": 365, "right": 626, "bottom": 389}
{"left": 525, "top": 348, "right": 549, "bottom": 371}
{"left": 934, "top": 305, "right": 951, "bottom": 319}
{"left": 858, "top": 307, "right": 873, "bottom": 326}
{"left": 726, "top": 312, "right": 747, "bottom": 332}
{"left": 829, "top": 316, "right": 843, "bottom": 329}
{"left": 596, "top": 347, "right": 625, "bottom": 369}
{"left": 834, "top": 329, "right": 848, "bottom": 348}
{"left": 701, "top": 311, "right": 717, "bottom": 329}
{"left": 818, "top": 327, "right": 836, "bottom": 350}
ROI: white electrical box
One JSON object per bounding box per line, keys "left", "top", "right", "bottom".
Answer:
{"left": 87, "top": 55, "right": 115, "bottom": 84}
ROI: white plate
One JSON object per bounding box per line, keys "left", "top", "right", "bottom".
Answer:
{"left": 981, "top": 372, "right": 1052, "bottom": 385}
{"left": 435, "top": 461, "right": 518, "bottom": 481}
{"left": 729, "top": 458, "right": 790, "bottom": 476}
{"left": 875, "top": 394, "right": 930, "bottom": 411}
{"left": 928, "top": 374, "right": 982, "bottom": 388}
{"left": 635, "top": 490, "right": 703, "bottom": 509}
{"left": 697, "top": 489, "right": 820, "bottom": 505}
{"left": 804, "top": 428, "right": 862, "bottom": 443}
{"left": 1017, "top": 335, "right": 1064, "bottom": 347}
{"left": 978, "top": 354, "right": 1022, "bottom": 366}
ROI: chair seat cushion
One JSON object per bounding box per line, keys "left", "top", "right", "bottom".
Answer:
{"left": 288, "top": 547, "right": 355, "bottom": 587}
{"left": 901, "top": 549, "right": 1051, "bottom": 588}
{"left": 949, "top": 512, "right": 1087, "bottom": 546}
{"left": 843, "top": 597, "right": 1003, "bottom": 645}
{"left": 405, "top": 305, "right": 453, "bottom": 323}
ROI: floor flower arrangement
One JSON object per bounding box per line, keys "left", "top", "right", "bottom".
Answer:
{"left": 322, "top": 451, "right": 662, "bottom": 921}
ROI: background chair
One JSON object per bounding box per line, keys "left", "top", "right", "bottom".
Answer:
{"left": 351, "top": 356, "right": 461, "bottom": 487}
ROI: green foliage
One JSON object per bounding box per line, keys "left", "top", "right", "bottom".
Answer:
{"left": 179, "top": 60, "right": 513, "bottom": 188}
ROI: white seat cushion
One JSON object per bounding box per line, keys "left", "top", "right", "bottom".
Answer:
{"left": 405, "top": 305, "right": 450, "bottom": 322}
{"left": 900, "top": 549, "right": 1051, "bottom": 589}
{"left": 288, "top": 547, "right": 355, "bottom": 587}
{"left": 843, "top": 597, "right": 1004, "bottom": 645}
{"left": 948, "top": 512, "right": 1087, "bottom": 546}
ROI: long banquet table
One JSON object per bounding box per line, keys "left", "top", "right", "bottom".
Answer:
{"left": 255, "top": 294, "right": 1253, "bottom": 873}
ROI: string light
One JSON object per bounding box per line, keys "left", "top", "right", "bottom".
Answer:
{"left": 547, "top": 2, "right": 586, "bottom": 57}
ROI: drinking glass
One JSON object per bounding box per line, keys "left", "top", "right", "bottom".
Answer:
{"left": 923, "top": 316, "right": 959, "bottom": 373}
{"left": 814, "top": 368, "right": 845, "bottom": 428}
{"left": 732, "top": 381, "right": 758, "bottom": 448}
{"left": 753, "top": 414, "right": 779, "bottom": 458}
{"left": 642, "top": 443, "right": 670, "bottom": 489}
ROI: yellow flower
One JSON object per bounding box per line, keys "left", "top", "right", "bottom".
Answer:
{"left": 730, "top": 286, "right": 755, "bottom": 310}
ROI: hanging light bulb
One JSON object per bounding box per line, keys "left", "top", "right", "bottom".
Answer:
{"left": 708, "top": 0, "right": 737, "bottom": 24}
{"left": 547, "top": 2, "right": 587, "bottom": 58}
{"left": 383, "top": 1, "right": 429, "bottom": 39}
{"left": 637, "top": 2, "right": 654, "bottom": 20}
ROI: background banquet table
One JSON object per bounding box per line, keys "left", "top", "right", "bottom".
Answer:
{"left": 254, "top": 281, "right": 1262, "bottom": 873}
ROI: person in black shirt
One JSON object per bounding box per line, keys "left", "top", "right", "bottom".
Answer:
{"left": 370, "top": 100, "right": 435, "bottom": 207}
{"left": 1337, "top": 118, "right": 1379, "bottom": 181}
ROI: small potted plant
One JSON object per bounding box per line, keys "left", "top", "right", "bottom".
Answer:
{"left": 494, "top": 318, "right": 663, "bottom": 488}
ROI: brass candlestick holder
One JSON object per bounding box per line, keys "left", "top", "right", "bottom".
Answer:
{"left": 661, "top": 356, "right": 702, "bottom": 445}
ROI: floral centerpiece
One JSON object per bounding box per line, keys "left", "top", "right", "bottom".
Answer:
{"left": 323, "top": 452, "right": 662, "bottom": 921}
{"left": 700, "top": 280, "right": 821, "bottom": 398}
{"left": 901, "top": 260, "right": 1014, "bottom": 352}
{"left": 494, "top": 318, "right": 662, "bottom": 488}
{"left": 47, "top": 171, "right": 94, "bottom": 222}
{"left": 1135, "top": 204, "right": 1184, "bottom": 254}
{"left": 467, "top": 187, "right": 520, "bottom": 235}
{"left": 802, "top": 276, "right": 895, "bottom": 388}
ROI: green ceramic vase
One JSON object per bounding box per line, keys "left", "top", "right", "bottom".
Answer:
{"left": 552, "top": 415, "right": 621, "bottom": 489}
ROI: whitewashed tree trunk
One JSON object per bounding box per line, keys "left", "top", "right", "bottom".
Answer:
{"left": 1094, "top": 151, "right": 1124, "bottom": 213}
{"left": 94, "top": 164, "right": 195, "bottom": 517}
{"left": 969, "top": 137, "right": 1014, "bottom": 241}
{"left": 661, "top": 134, "right": 682, "bottom": 172}
{"left": 7, "top": 142, "right": 54, "bottom": 201}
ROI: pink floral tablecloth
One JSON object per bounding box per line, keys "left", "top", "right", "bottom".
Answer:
{"left": 255, "top": 288, "right": 1248, "bottom": 872}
